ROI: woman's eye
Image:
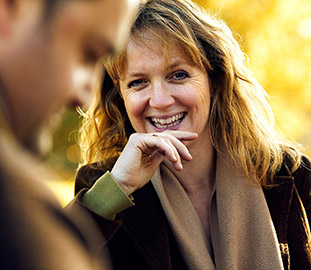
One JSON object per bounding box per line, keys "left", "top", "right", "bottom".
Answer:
{"left": 128, "top": 79, "right": 146, "bottom": 88}
{"left": 170, "top": 71, "right": 190, "bottom": 81}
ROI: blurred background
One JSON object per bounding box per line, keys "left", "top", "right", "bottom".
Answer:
{"left": 47, "top": 0, "right": 311, "bottom": 205}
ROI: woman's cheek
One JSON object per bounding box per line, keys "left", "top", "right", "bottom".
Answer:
{"left": 125, "top": 93, "right": 149, "bottom": 132}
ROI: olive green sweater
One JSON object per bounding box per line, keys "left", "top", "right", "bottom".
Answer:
{"left": 81, "top": 171, "right": 134, "bottom": 220}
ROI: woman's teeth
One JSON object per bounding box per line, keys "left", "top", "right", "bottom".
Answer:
{"left": 150, "top": 112, "right": 185, "bottom": 129}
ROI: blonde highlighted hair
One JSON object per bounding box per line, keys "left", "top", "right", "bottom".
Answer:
{"left": 79, "top": 0, "right": 301, "bottom": 186}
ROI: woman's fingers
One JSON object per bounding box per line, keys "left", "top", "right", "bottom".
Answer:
{"left": 111, "top": 131, "right": 197, "bottom": 194}
{"left": 152, "top": 131, "right": 197, "bottom": 161}
{"left": 162, "top": 131, "right": 197, "bottom": 161}
{"left": 151, "top": 137, "right": 183, "bottom": 170}
{"left": 163, "top": 130, "right": 198, "bottom": 142}
{"left": 133, "top": 131, "right": 197, "bottom": 169}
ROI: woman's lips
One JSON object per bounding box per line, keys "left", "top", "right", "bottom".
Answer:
{"left": 149, "top": 112, "right": 186, "bottom": 129}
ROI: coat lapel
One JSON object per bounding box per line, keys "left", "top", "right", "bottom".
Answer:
{"left": 263, "top": 166, "right": 294, "bottom": 269}
{"left": 263, "top": 174, "right": 294, "bottom": 244}
{"left": 119, "top": 182, "right": 172, "bottom": 270}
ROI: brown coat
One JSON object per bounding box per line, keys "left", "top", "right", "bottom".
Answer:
{"left": 74, "top": 155, "right": 311, "bottom": 270}
{"left": 0, "top": 132, "right": 110, "bottom": 270}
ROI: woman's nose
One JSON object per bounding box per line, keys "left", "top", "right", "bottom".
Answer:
{"left": 149, "top": 81, "right": 174, "bottom": 109}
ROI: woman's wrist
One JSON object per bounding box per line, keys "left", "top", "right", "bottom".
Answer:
{"left": 110, "top": 171, "right": 136, "bottom": 196}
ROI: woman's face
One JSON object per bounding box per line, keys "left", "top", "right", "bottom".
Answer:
{"left": 120, "top": 33, "right": 212, "bottom": 147}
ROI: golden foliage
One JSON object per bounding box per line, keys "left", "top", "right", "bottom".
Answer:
{"left": 195, "top": 0, "right": 311, "bottom": 154}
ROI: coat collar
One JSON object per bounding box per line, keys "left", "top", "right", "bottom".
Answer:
{"left": 262, "top": 160, "right": 295, "bottom": 269}
{"left": 263, "top": 162, "right": 295, "bottom": 244}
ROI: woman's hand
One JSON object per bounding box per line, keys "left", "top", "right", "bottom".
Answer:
{"left": 111, "top": 131, "right": 197, "bottom": 195}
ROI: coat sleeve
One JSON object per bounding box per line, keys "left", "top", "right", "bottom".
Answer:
{"left": 65, "top": 165, "right": 123, "bottom": 243}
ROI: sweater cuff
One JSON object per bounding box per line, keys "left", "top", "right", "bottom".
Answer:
{"left": 81, "top": 171, "right": 134, "bottom": 220}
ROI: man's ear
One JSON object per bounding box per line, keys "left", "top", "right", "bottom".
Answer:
{"left": 0, "top": 0, "right": 17, "bottom": 36}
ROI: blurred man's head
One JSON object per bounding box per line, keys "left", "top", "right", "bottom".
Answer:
{"left": 0, "top": 0, "right": 137, "bottom": 152}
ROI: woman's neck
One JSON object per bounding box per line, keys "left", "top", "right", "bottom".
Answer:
{"left": 164, "top": 131, "right": 216, "bottom": 238}
{"left": 164, "top": 131, "right": 216, "bottom": 195}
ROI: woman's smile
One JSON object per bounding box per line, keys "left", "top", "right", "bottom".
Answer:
{"left": 148, "top": 112, "right": 186, "bottom": 130}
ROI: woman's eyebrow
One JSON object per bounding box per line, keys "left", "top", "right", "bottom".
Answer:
{"left": 122, "top": 56, "right": 190, "bottom": 80}
{"left": 123, "top": 72, "right": 147, "bottom": 80}
{"left": 167, "top": 57, "right": 190, "bottom": 69}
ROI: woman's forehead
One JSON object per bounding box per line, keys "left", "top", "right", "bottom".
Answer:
{"left": 109, "top": 29, "right": 201, "bottom": 80}
{"left": 127, "top": 31, "right": 194, "bottom": 64}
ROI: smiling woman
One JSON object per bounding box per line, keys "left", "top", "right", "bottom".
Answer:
{"left": 75, "top": 0, "right": 311, "bottom": 269}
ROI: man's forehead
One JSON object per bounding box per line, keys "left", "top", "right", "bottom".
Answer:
{"left": 54, "top": 0, "right": 138, "bottom": 52}
{"left": 85, "top": 0, "right": 139, "bottom": 52}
